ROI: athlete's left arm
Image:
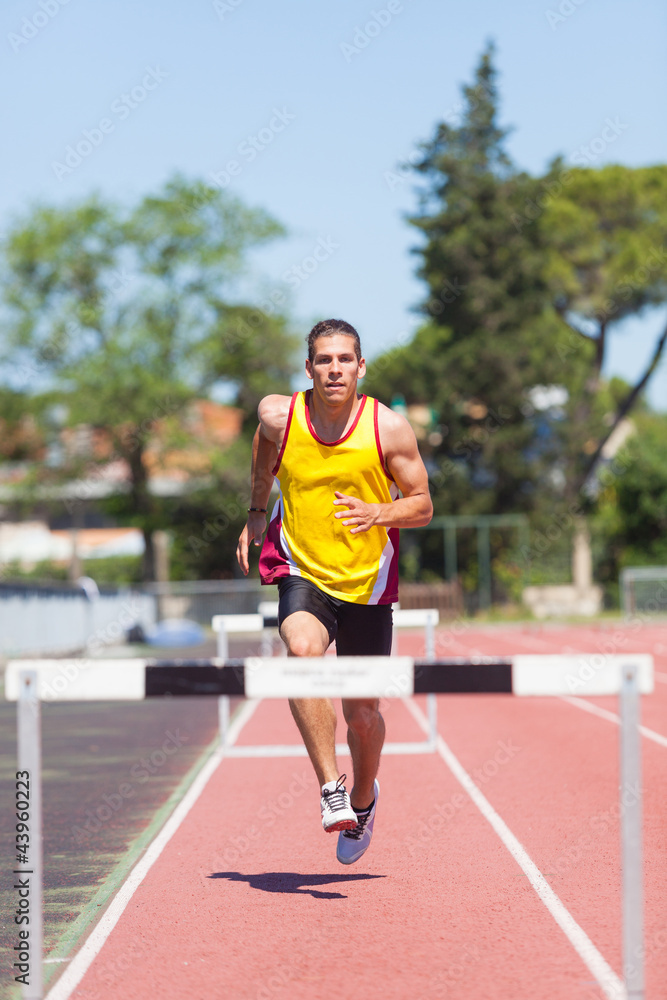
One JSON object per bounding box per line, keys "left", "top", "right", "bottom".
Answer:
{"left": 333, "top": 405, "right": 433, "bottom": 534}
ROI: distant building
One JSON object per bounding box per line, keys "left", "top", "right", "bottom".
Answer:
{"left": 0, "top": 400, "right": 243, "bottom": 568}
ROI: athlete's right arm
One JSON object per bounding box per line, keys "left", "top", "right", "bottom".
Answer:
{"left": 235, "top": 394, "right": 291, "bottom": 576}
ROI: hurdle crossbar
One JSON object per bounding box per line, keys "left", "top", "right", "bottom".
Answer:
{"left": 6, "top": 654, "right": 654, "bottom": 702}
{"left": 212, "top": 605, "right": 442, "bottom": 753}
{"left": 211, "top": 605, "right": 439, "bottom": 659}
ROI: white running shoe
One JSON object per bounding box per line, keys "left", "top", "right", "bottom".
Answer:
{"left": 336, "top": 779, "right": 380, "bottom": 865}
{"left": 321, "top": 774, "right": 358, "bottom": 833}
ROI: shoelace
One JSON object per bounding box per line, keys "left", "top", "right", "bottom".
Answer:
{"left": 343, "top": 802, "right": 374, "bottom": 840}
{"left": 322, "top": 774, "right": 349, "bottom": 813}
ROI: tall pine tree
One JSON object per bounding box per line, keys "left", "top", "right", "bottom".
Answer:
{"left": 367, "top": 44, "right": 576, "bottom": 518}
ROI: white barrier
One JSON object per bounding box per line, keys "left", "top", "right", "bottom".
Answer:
{"left": 212, "top": 605, "right": 439, "bottom": 659}
{"left": 211, "top": 606, "right": 441, "bottom": 755}
{"left": 7, "top": 653, "right": 651, "bottom": 1000}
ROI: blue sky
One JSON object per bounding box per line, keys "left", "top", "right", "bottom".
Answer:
{"left": 2, "top": 0, "right": 666, "bottom": 407}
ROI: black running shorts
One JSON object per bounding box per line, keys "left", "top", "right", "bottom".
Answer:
{"left": 277, "top": 576, "right": 393, "bottom": 656}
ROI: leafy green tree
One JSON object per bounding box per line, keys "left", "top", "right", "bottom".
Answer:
{"left": 366, "top": 45, "right": 580, "bottom": 521}
{"left": 535, "top": 162, "right": 667, "bottom": 495}
{"left": 595, "top": 411, "right": 667, "bottom": 570}
{"left": 0, "top": 175, "right": 298, "bottom": 580}
{"left": 368, "top": 46, "right": 667, "bottom": 580}
{"left": 366, "top": 44, "right": 667, "bottom": 595}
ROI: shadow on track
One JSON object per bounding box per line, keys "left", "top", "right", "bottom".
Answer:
{"left": 208, "top": 871, "right": 386, "bottom": 899}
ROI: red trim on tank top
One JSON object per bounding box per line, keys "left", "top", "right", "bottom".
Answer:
{"left": 373, "top": 398, "right": 395, "bottom": 482}
{"left": 271, "top": 392, "right": 298, "bottom": 475}
{"left": 304, "top": 389, "right": 368, "bottom": 446}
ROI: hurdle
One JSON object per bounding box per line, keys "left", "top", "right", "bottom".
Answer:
{"left": 211, "top": 604, "right": 439, "bottom": 660}
{"left": 211, "top": 605, "right": 441, "bottom": 754}
{"left": 6, "top": 651, "right": 654, "bottom": 1000}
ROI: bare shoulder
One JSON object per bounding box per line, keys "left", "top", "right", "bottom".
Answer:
{"left": 375, "top": 400, "right": 417, "bottom": 454}
{"left": 258, "top": 394, "right": 293, "bottom": 442}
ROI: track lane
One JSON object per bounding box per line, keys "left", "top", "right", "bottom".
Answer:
{"left": 61, "top": 695, "right": 636, "bottom": 1000}
{"left": 409, "top": 623, "right": 667, "bottom": 999}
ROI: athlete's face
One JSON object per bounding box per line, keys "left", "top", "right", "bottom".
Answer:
{"left": 306, "top": 334, "right": 366, "bottom": 401}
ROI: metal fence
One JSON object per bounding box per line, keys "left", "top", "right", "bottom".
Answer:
{"left": 141, "top": 578, "right": 279, "bottom": 624}
{"left": 0, "top": 576, "right": 464, "bottom": 658}
{"left": 0, "top": 584, "right": 155, "bottom": 657}
{"left": 142, "top": 579, "right": 465, "bottom": 623}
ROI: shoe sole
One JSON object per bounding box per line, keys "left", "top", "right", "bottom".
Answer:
{"left": 337, "top": 847, "right": 363, "bottom": 865}
{"left": 336, "top": 779, "right": 379, "bottom": 864}
{"left": 323, "top": 818, "right": 357, "bottom": 833}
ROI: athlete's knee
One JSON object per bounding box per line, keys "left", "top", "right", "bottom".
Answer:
{"left": 287, "top": 635, "right": 325, "bottom": 658}
{"left": 345, "top": 704, "right": 380, "bottom": 738}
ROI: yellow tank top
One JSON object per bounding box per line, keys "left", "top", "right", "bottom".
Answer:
{"left": 259, "top": 390, "right": 399, "bottom": 604}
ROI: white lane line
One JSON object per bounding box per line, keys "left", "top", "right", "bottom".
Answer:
{"left": 404, "top": 698, "right": 625, "bottom": 1000}
{"left": 45, "top": 699, "right": 259, "bottom": 1000}
{"left": 561, "top": 696, "right": 667, "bottom": 748}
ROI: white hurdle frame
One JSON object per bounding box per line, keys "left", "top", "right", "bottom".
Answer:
{"left": 9, "top": 652, "right": 650, "bottom": 1000}
{"left": 212, "top": 606, "right": 440, "bottom": 755}
{"left": 621, "top": 664, "right": 645, "bottom": 999}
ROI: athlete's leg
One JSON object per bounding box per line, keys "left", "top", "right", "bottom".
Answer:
{"left": 336, "top": 602, "right": 392, "bottom": 809}
{"left": 341, "top": 697, "right": 385, "bottom": 809}
{"left": 280, "top": 611, "right": 339, "bottom": 788}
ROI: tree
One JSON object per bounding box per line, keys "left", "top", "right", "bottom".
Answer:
{"left": 366, "top": 44, "right": 667, "bottom": 595}
{"left": 595, "top": 411, "right": 667, "bottom": 570}
{"left": 535, "top": 162, "right": 667, "bottom": 495}
{"left": 0, "top": 175, "right": 298, "bottom": 580}
{"left": 366, "top": 44, "right": 582, "bottom": 521}
{"left": 369, "top": 44, "right": 667, "bottom": 530}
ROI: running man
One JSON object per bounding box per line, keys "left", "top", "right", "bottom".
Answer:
{"left": 236, "top": 319, "right": 432, "bottom": 864}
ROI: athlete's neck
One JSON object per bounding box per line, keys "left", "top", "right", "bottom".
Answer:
{"left": 307, "top": 389, "right": 364, "bottom": 443}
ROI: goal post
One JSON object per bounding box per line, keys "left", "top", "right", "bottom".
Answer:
{"left": 620, "top": 566, "right": 667, "bottom": 616}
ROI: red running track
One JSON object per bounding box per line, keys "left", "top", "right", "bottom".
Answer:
{"left": 56, "top": 624, "right": 666, "bottom": 1000}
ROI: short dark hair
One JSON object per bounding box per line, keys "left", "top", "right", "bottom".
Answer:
{"left": 307, "top": 319, "right": 361, "bottom": 363}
